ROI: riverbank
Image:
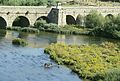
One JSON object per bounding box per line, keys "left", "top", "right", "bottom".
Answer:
{"left": 39, "top": 25, "right": 90, "bottom": 35}
{"left": 5, "top": 25, "right": 90, "bottom": 35}
{"left": 44, "top": 42, "right": 120, "bottom": 81}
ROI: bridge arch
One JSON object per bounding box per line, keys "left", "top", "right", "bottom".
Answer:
{"left": 66, "top": 15, "right": 76, "bottom": 25}
{"left": 12, "top": 16, "right": 30, "bottom": 27}
{"left": 105, "top": 14, "right": 114, "bottom": 20}
{"left": 0, "top": 16, "right": 7, "bottom": 28}
{"left": 36, "top": 16, "right": 50, "bottom": 23}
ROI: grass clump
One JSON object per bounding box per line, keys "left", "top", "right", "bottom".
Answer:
{"left": 7, "top": 26, "right": 21, "bottom": 31}
{"left": 12, "top": 38, "right": 28, "bottom": 46}
{"left": 7, "top": 27, "right": 39, "bottom": 33}
{"left": 21, "top": 27, "right": 39, "bottom": 33}
{"left": 44, "top": 42, "right": 120, "bottom": 81}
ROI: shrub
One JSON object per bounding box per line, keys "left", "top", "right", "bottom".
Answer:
{"left": 85, "top": 11, "right": 104, "bottom": 28}
{"left": 104, "top": 69, "right": 120, "bottom": 81}
{"left": 76, "top": 14, "right": 84, "bottom": 27}
{"left": 34, "top": 19, "right": 47, "bottom": 28}
{"left": 114, "top": 14, "right": 120, "bottom": 31}
{"left": 21, "top": 27, "right": 39, "bottom": 33}
{"left": 7, "top": 27, "right": 21, "bottom": 30}
{"left": 12, "top": 38, "right": 28, "bottom": 46}
{"left": 43, "top": 23, "right": 58, "bottom": 30}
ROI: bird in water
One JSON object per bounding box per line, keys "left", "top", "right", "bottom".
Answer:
{"left": 44, "top": 63, "right": 52, "bottom": 68}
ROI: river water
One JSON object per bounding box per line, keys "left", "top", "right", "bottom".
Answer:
{"left": 0, "top": 30, "right": 119, "bottom": 81}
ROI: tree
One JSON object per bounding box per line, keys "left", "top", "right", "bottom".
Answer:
{"left": 114, "top": 14, "right": 120, "bottom": 30}
{"left": 47, "top": 0, "right": 56, "bottom": 7}
{"left": 76, "top": 14, "right": 84, "bottom": 27}
{"left": 85, "top": 10, "right": 104, "bottom": 28}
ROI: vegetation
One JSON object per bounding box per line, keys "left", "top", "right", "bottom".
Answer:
{"left": 44, "top": 42, "right": 120, "bottom": 81}
{"left": 100, "top": 0, "right": 120, "bottom": 2}
{"left": 0, "top": 0, "right": 119, "bottom": 6}
{"left": 7, "top": 27, "right": 39, "bottom": 33}
{"left": 21, "top": 27, "right": 39, "bottom": 33}
{"left": 34, "top": 19, "right": 90, "bottom": 35}
{"left": 0, "top": 0, "right": 56, "bottom": 6}
{"left": 85, "top": 11, "right": 120, "bottom": 39}
{"left": 12, "top": 38, "right": 28, "bottom": 46}
{"left": 85, "top": 11, "right": 104, "bottom": 28}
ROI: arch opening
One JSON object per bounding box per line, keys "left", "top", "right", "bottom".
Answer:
{"left": 105, "top": 14, "right": 114, "bottom": 20}
{"left": 36, "top": 16, "right": 50, "bottom": 23}
{"left": 0, "top": 17, "right": 7, "bottom": 28}
{"left": 66, "top": 15, "right": 76, "bottom": 25}
{"left": 12, "top": 16, "right": 30, "bottom": 27}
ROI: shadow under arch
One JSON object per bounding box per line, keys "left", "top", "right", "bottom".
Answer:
{"left": 0, "top": 16, "right": 7, "bottom": 28}
{"left": 36, "top": 16, "right": 50, "bottom": 23}
{"left": 66, "top": 15, "right": 76, "bottom": 25}
{"left": 12, "top": 16, "right": 30, "bottom": 27}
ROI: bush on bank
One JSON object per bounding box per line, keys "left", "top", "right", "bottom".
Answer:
{"left": 12, "top": 38, "right": 28, "bottom": 46}
{"left": 21, "top": 27, "right": 39, "bottom": 33}
{"left": 86, "top": 11, "right": 120, "bottom": 39}
{"left": 85, "top": 11, "right": 104, "bottom": 28}
{"left": 34, "top": 19, "right": 90, "bottom": 35}
{"left": 44, "top": 42, "right": 120, "bottom": 81}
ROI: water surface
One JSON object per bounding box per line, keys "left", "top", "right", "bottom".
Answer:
{"left": 0, "top": 30, "right": 118, "bottom": 81}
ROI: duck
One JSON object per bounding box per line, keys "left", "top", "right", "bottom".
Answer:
{"left": 44, "top": 63, "right": 52, "bottom": 68}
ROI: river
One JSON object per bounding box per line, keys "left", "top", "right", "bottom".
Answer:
{"left": 0, "top": 30, "right": 119, "bottom": 81}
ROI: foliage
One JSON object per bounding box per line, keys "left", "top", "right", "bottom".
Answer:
{"left": 114, "top": 14, "right": 120, "bottom": 31}
{"left": 7, "top": 27, "right": 39, "bottom": 33}
{"left": 104, "top": 69, "right": 120, "bottom": 81}
{"left": 34, "top": 19, "right": 58, "bottom": 30}
{"left": 12, "top": 38, "right": 28, "bottom": 46}
{"left": 21, "top": 27, "right": 39, "bottom": 33}
{"left": 34, "top": 19, "right": 90, "bottom": 35}
{"left": 44, "top": 42, "right": 120, "bottom": 81}
{"left": 87, "top": 11, "right": 120, "bottom": 39}
{"left": 76, "top": 14, "right": 84, "bottom": 26}
{"left": 34, "top": 19, "right": 47, "bottom": 29}
{"left": 47, "top": 0, "right": 56, "bottom": 7}
{"left": 100, "top": 0, "right": 120, "bottom": 2}
{"left": 0, "top": 0, "right": 56, "bottom": 6}
{"left": 85, "top": 11, "right": 104, "bottom": 28}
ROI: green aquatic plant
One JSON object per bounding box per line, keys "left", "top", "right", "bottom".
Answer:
{"left": 44, "top": 42, "right": 120, "bottom": 81}
{"left": 12, "top": 38, "right": 28, "bottom": 46}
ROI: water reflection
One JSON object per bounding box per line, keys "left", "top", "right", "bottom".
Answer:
{"left": 0, "top": 30, "right": 119, "bottom": 48}
{"left": 0, "top": 30, "right": 6, "bottom": 39}
{"left": 18, "top": 32, "right": 28, "bottom": 39}
{"left": 57, "top": 34, "right": 119, "bottom": 45}
{"left": 57, "top": 35, "right": 65, "bottom": 43}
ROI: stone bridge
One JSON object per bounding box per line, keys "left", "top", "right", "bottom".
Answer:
{"left": 0, "top": 6, "right": 120, "bottom": 27}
